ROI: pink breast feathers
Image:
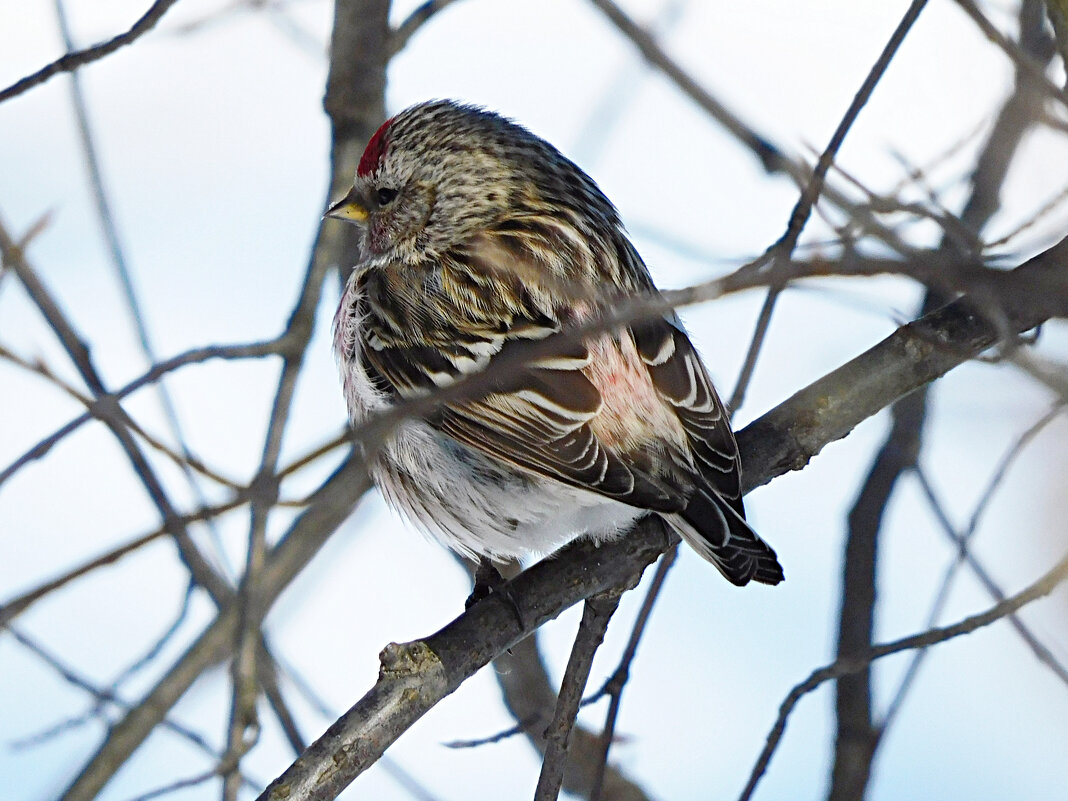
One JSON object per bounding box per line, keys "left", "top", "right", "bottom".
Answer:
{"left": 585, "top": 333, "right": 687, "bottom": 455}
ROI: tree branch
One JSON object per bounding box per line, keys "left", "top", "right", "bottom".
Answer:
{"left": 534, "top": 592, "right": 622, "bottom": 801}
{"left": 0, "top": 0, "right": 181, "bottom": 104}
{"left": 58, "top": 458, "right": 373, "bottom": 801}
{"left": 740, "top": 547, "right": 1068, "bottom": 801}
{"left": 828, "top": 5, "right": 1054, "bottom": 796}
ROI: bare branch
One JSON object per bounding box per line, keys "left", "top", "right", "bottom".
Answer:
{"left": 0, "top": 342, "right": 244, "bottom": 489}
{"left": 0, "top": 0, "right": 181, "bottom": 104}
{"left": 781, "top": 0, "right": 929, "bottom": 259}
{"left": 59, "top": 456, "right": 372, "bottom": 801}
{"left": 53, "top": 0, "right": 235, "bottom": 571}
{"left": 534, "top": 592, "right": 622, "bottom": 801}
{"left": 589, "top": 0, "right": 783, "bottom": 172}
{"left": 728, "top": 285, "right": 781, "bottom": 411}
{"left": 954, "top": 0, "right": 1068, "bottom": 107}
{"left": 0, "top": 412, "right": 333, "bottom": 629}
{"left": 7, "top": 626, "right": 258, "bottom": 790}
{"left": 827, "top": 5, "right": 1055, "bottom": 795}
{"left": 739, "top": 548, "right": 1068, "bottom": 801}
{"left": 0, "top": 336, "right": 284, "bottom": 488}
{"left": 876, "top": 404, "right": 1064, "bottom": 736}
{"left": 390, "top": 0, "right": 465, "bottom": 54}
{"left": 731, "top": 0, "right": 930, "bottom": 411}
{"left": 589, "top": 546, "right": 678, "bottom": 801}
{"left": 259, "top": 645, "right": 306, "bottom": 756}
{"left": 120, "top": 768, "right": 229, "bottom": 801}
{"left": 912, "top": 465, "right": 1068, "bottom": 687}
{"left": 587, "top": 0, "right": 942, "bottom": 273}
{"left": 0, "top": 496, "right": 247, "bottom": 628}
{"left": 221, "top": 0, "right": 393, "bottom": 791}
{"left": 829, "top": 386, "right": 924, "bottom": 801}
{"left": 0, "top": 214, "right": 234, "bottom": 604}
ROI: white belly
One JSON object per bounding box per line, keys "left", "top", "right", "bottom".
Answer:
{"left": 335, "top": 288, "right": 644, "bottom": 561}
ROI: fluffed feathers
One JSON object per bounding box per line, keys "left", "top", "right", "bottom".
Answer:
{"left": 330, "top": 100, "right": 784, "bottom": 586}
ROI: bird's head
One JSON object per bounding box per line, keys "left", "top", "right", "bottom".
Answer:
{"left": 325, "top": 100, "right": 618, "bottom": 262}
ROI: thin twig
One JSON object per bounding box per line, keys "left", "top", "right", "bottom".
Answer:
{"left": 331, "top": 239, "right": 1068, "bottom": 495}
{"left": 589, "top": 545, "right": 678, "bottom": 801}
{"left": 571, "top": 0, "right": 689, "bottom": 167}
{"left": 6, "top": 626, "right": 258, "bottom": 790}
{"left": 258, "top": 641, "right": 306, "bottom": 755}
{"left": 881, "top": 407, "right": 1065, "bottom": 730}
{"left": 0, "top": 493, "right": 252, "bottom": 628}
{"left": 730, "top": 0, "right": 930, "bottom": 411}
{"left": 589, "top": 0, "right": 959, "bottom": 276}
{"left": 728, "top": 285, "right": 782, "bottom": 411}
{"left": 0, "top": 212, "right": 233, "bottom": 604}
{"left": 738, "top": 548, "right": 1068, "bottom": 801}
{"left": 953, "top": 0, "right": 1068, "bottom": 109}
{"left": 120, "top": 768, "right": 229, "bottom": 801}
{"left": 589, "top": 0, "right": 783, "bottom": 172}
{"left": 0, "top": 336, "right": 284, "bottom": 489}
{"left": 0, "top": 0, "right": 181, "bottom": 103}
{"left": 0, "top": 344, "right": 245, "bottom": 490}
{"left": 54, "top": 0, "right": 235, "bottom": 572}
{"left": 985, "top": 180, "right": 1068, "bottom": 249}
{"left": 534, "top": 592, "right": 623, "bottom": 801}
{"left": 778, "top": 0, "right": 930, "bottom": 259}
{"left": 390, "top": 0, "right": 465, "bottom": 54}
{"left": 912, "top": 465, "right": 1068, "bottom": 687}
{"left": 111, "top": 581, "right": 197, "bottom": 691}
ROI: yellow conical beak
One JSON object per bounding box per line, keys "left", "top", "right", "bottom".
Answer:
{"left": 324, "top": 186, "right": 368, "bottom": 222}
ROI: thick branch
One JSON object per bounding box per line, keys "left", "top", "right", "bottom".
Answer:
{"left": 738, "top": 237, "right": 1068, "bottom": 487}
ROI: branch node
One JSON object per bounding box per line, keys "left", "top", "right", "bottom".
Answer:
{"left": 379, "top": 641, "right": 441, "bottom": 680}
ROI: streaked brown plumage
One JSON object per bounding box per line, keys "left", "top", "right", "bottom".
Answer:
{"left": 328, "top": 100, "right": 783, "bottom": 586}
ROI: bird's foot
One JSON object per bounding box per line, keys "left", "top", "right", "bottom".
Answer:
{"left": 466, "top": 556, "right": 525, "bottom": 629}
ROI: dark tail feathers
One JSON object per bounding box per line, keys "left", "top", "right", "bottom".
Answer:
{"left": 673, "top": 488, "right": 784, "bottom": 586}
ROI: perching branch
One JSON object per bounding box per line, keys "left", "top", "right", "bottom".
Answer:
{"left": 255, "top": 236, "right": 1068, "bottom": 801}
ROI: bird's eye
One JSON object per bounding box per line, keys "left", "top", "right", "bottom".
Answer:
{"left": 376, "top": 187, "right": 398, "bottom": 206}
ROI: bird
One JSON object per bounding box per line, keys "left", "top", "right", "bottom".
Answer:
{"left": 326, "top": 100, "right": 783, "bottom": 587}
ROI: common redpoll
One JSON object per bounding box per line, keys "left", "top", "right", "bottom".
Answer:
{"left": 327, "top": 100, "right": 783, "bottom": 586}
